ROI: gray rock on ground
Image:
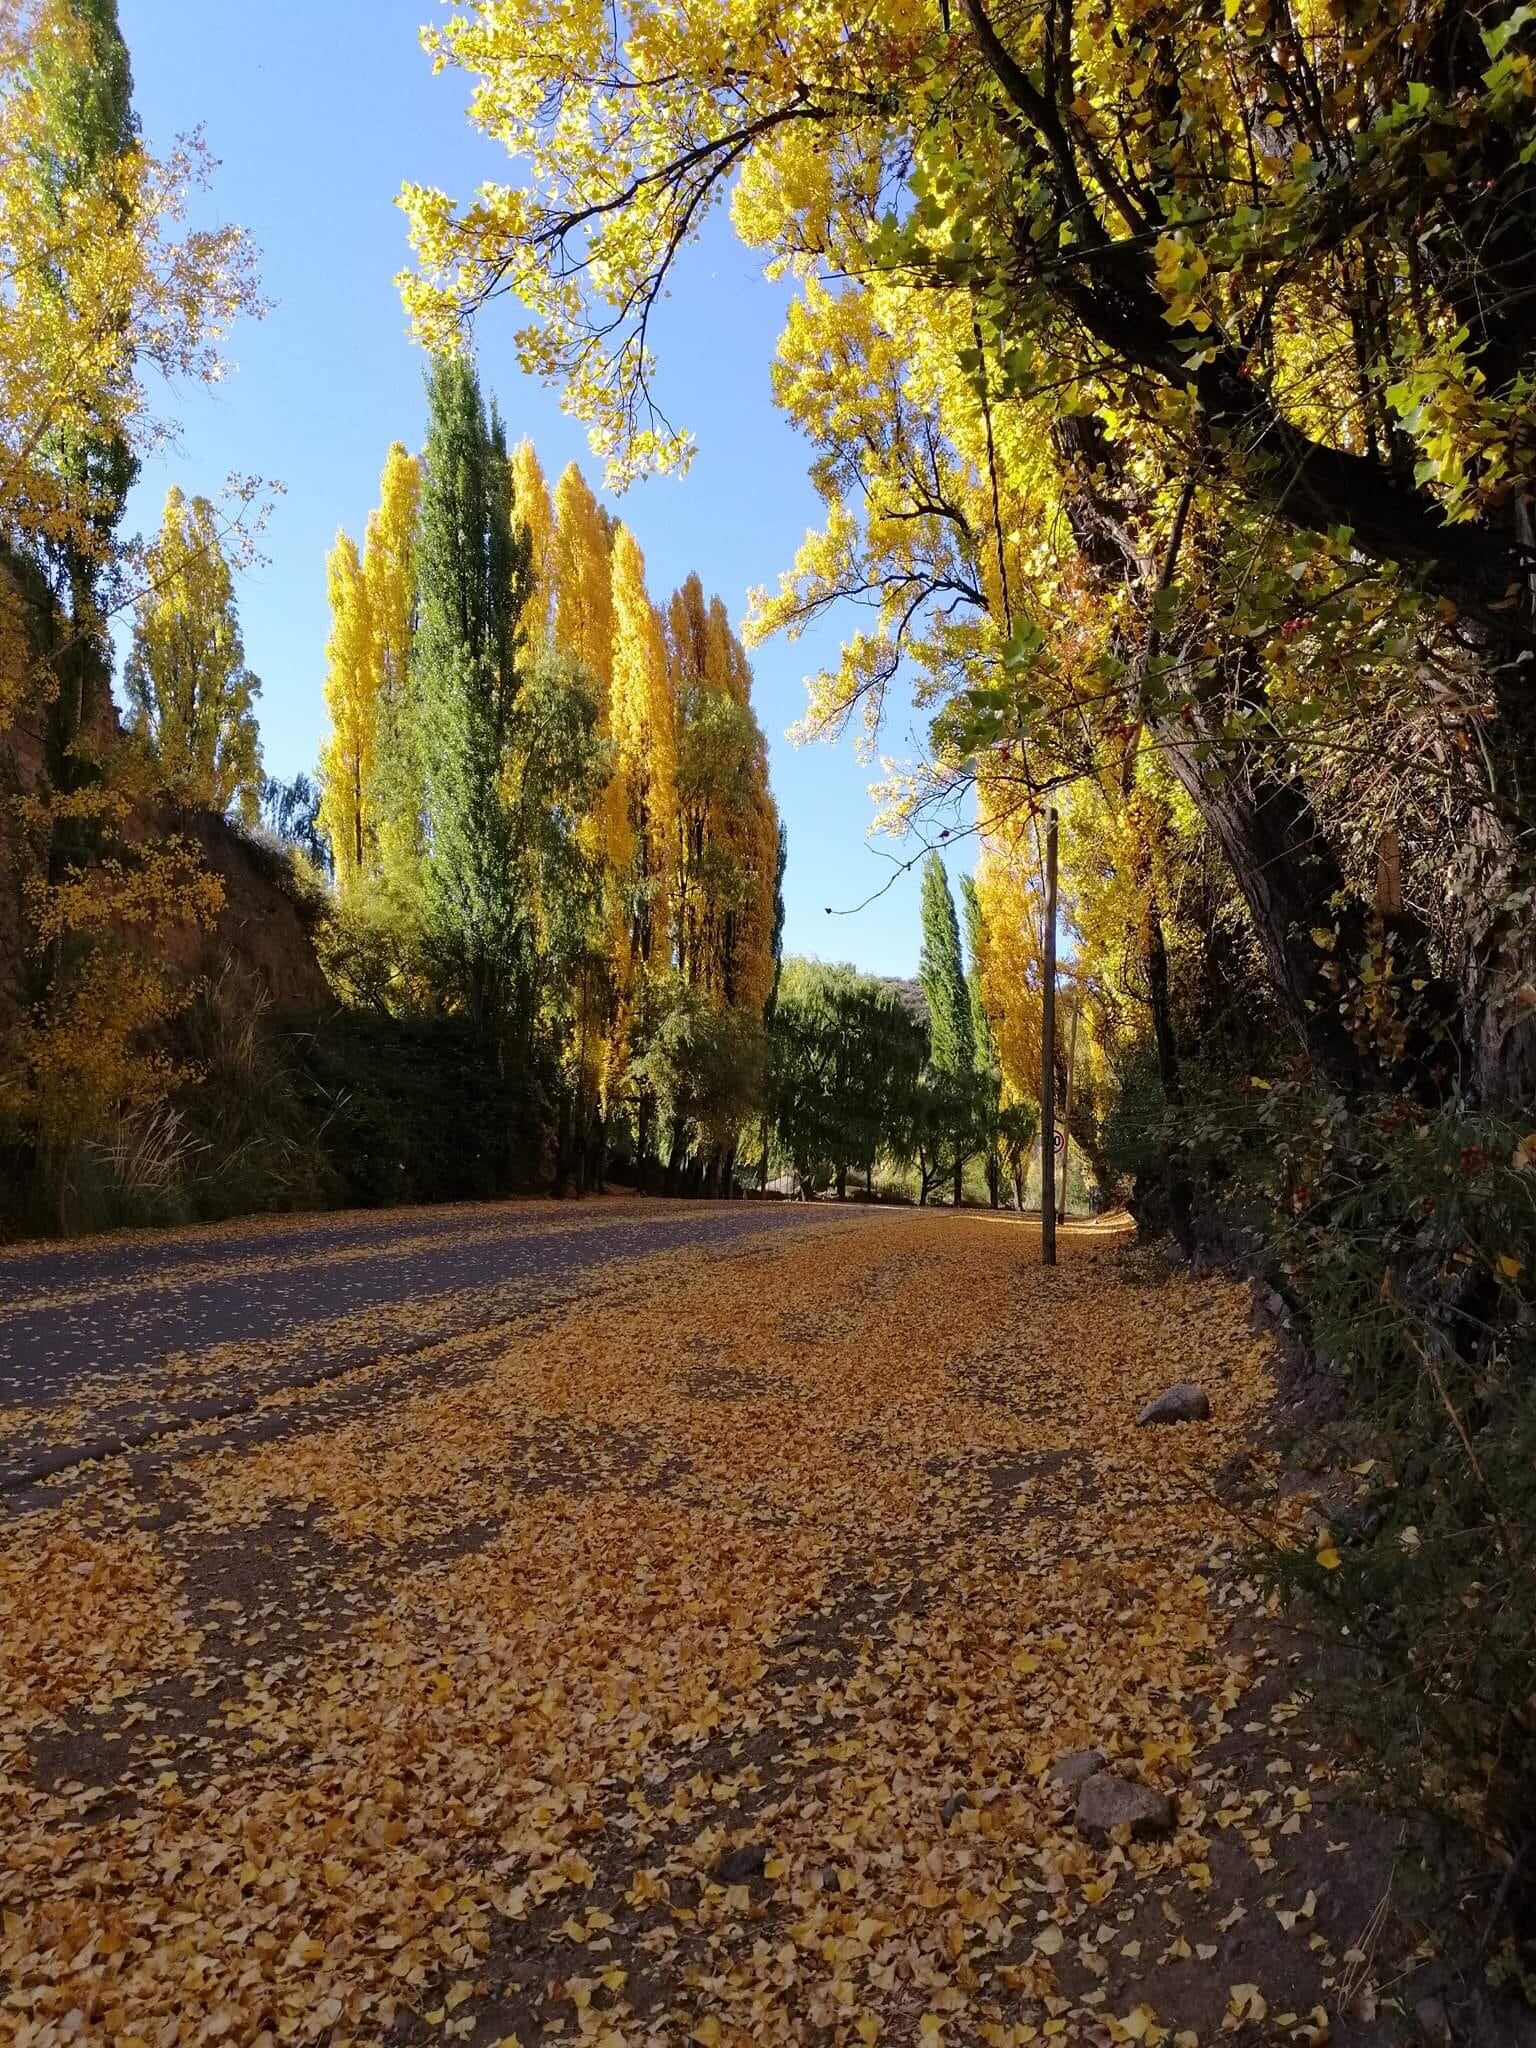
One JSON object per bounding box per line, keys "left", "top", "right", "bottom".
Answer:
{"left": 713, "top": 1842, "right": 768, "bottom": 1883}
{"left": 1074, "top": 1770, "right": 1176, "bottom": 1841}
{"left": 1046, "top": 1748, "right": 1106, "bottom": 1791}
{"left": 1136, "top": 1382, "right": 1211, "bottom": 1426}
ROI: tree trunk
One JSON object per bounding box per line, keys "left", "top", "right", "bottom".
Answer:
{"left": 551, "top": 1091, "right": 573, "bottom": 1198}
{"left": 664, "top": 1119, "right": 687, "bottom": 1196}
{"left": 1145, "top": 901, "right": 1181, "bottom": 1108}
{"left": 1144, "top": 899, "right": 1194, "bottom": 1256}
{"left": 1054, "top": 414, "right": 1461, "bottom": 1098}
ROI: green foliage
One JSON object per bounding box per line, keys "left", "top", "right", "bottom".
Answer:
{"left": 919, "top": 854, "right": 973, "bottom": 1078}
{"left": 632, "top": 977, "right": 766, "bottom": 1177}
{"left": 25, "top": 0, "right": 140, "bottom": 575}
{"left": 1153, "top": 1071, "right": 1536, "bottom": 1957}
{"left": 259, "top": 771, "right": 332, "bottom": 877}
{"left": 26, "top": 0, "right": 136, "bottom": 191}
{"left": 899, "top": 1063, "right": 982, "bottom": 1207}
{"left": 960, "top": 872, "right": 1007, "bottom": 1205}
{"left": 958, "top": 874, "right": 994, "bottom": 1077}
{"left": 416, "top": 354, "right": 533, "bottom": 1036}
{"left": 296, "top": 1009, "right": 543, "bottom": 1208}
{"left": 501, "top": 645, "right": 609, "bottom": 1047}
{"left": 314, "top": 879, "right": 440, "bottom": 1019}
{"left": 918, "top": 856, "right": 983, "bottom": 1201}
{"left": 1102, "top": 1048, "right": 1190, "bottom": 1236}
{"left": 765, "top": 822, "right": 788, "bottom": 1020}
{"left": 768, "top": 959, "right": 925, "bottom": 1196}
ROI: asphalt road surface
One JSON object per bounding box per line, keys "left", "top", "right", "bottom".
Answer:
{"left": 0, "top": 1195, "right": 861, "bottom": 1498}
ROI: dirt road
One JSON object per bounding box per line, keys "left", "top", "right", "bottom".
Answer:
{"left": 0, "top": 1202, "right": 1426, "bottom": 2044}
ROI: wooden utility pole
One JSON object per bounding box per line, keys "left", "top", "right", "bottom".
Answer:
{"left": 1057, "top": 989, "right": 1080, "bottom": 1226}
{"left": 1040, "top": 807, "right": 1058, "bottom": 1267}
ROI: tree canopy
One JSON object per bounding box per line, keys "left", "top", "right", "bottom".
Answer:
{"left": 400, "top": 0, "right": 1536, "bottom": 1116}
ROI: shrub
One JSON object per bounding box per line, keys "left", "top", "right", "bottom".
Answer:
{"left": 1153, "top": 1075, "right": 1536, "bottom": 1973}
{"left": 295, "top": 1009, "right": 545, "bottom": 1207}
{"left": 168, "top": 955, "right": 336, "bottom": 1220}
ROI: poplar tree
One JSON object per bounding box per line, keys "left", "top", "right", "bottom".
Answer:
{"left": 608, "top": 523, "right": 676, "bottom": 1167}
{"left": 549, "top": 462, "right": 630, "bottom": 1111}
{"left": 363, "top": 443, "right": 423, "bottom": 883}
{"left": 510, "top": 440, "right": 555, "bottom": 646}
{"left": 960, "top": 871, "right": 1004, "bottom": 1208}
{"left": 124, "top": 488, "right": 263, "bottom": 824}
{"left": 666, "top": 575, "right": 778, "bottom": 1015}
{"left": 551, "top": 462, "right": 613, "bottom": 684}
{"left": 920, "top": 854, "right": 974, "bottom": 1074}
{"left": 609, "top": 523, "right": 676, "bottom": 973}
{"left": 919, "top": 852, "right": 976, "bottom": 1205}
{"left": 415, "top": 353, "right": 532, "bottom": 1041}
{"left": 317, "top": 530, "right": 375, "bottom": 888}
{"left": 28, "top": 0, "right": 139, "bottom": 616}
{"left": 523, "top": 452, "right": 615, "bottom": 1186}
{"left": 310, "top": 418, "right": 789, "bottom": 1192}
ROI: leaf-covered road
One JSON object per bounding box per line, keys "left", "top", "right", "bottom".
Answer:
{"left": 1, "top": 1204, "right": 1425, "bottom": 2045}
{"left": 0, "top": 1200, "right": 854, "bottom": 1497}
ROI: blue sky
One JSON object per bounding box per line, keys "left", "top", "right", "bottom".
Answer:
{"left": 115, "top": 0, "right": 960, "bottom": 977}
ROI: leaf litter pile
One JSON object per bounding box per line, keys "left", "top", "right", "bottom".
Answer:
{"left": 1, "top": 1207, "right": 1433, "bottom": 2045}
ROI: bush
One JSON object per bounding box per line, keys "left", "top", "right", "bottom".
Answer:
{"left": 0, "top": 952, "right": 552, "bottom": 1237}
{"left": 295, "top": 1008, "right": 545, "bottom": 1207}
{"left": 312, "top": 878, "right": 439, "bottom": 1016}
{"left": 1152, "top": 1074, "right": 1536, "bottom": 1974}
{"left": 168, "top": 956, "right": 336, "bottom": 1220}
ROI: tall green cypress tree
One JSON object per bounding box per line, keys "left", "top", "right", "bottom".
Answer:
{"left": 919, "top": 854, "right": 974, "bottom": 1076}
{"left": 765, "top": 822, "right": 789, "bottom": 1022}
{"left": 918, "top": 852, "right": 976, "bottom": 1204}
{"left": 416, "top": 354, "right": 533, "bottom": 1042}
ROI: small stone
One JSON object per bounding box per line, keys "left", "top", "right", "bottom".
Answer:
{"left": 714, "top": 1842, "right": 767, "bottom": 1884}
{"left": 1047, "top": 1748, "right": 1106, "bottom": 1791}
{"left": 941, "top": 1791, "right": 973, "bottom": 1827}
{"left": 1075, "top": 1771, "right": 1175, "bottom": 1842}
{"left": 1137, "top": 1382, "right": 1211, "bottom": 1426}
{"left": 1414, "top": 1998, "right": 1452, "bottom": 2048}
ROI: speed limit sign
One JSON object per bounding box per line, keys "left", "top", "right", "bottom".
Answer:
{"left": 1052, "top": 1128, "right": 1065, "bottom": 1157}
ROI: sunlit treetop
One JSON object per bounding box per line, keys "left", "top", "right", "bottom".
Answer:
{"left": 399, "top": 0, "right": 1536, "bottom": 635}
{"left": 123, "top": 485, "right": 263, "bottom": 823}
{"left": 0, "top": 0, "right": 261, "bottom": 608}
